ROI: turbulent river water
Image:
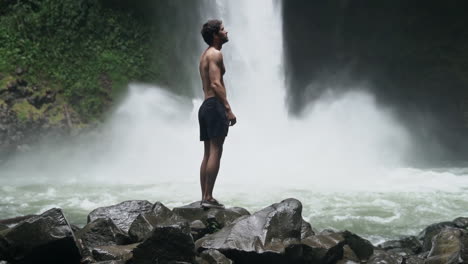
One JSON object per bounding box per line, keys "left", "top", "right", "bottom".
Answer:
{"left": 1, "top": 0, "right": 468, "bottom": 245}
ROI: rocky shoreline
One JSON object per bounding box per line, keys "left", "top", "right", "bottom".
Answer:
{"left": 0, "top": 198, "right": 466, "bottom": 264}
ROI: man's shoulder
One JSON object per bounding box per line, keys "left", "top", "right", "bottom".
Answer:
{"left": 205, "top": 48, "right": 223, "bottom": 61}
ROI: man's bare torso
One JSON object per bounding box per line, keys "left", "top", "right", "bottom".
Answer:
{"left": 199, "top": 47, "right": 226, "bottom": 100}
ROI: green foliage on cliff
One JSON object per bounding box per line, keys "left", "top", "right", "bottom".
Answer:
{"left": 0, "top": 0, "right": 172, "bottom": 120}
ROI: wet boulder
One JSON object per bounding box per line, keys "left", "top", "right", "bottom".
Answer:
{"left": 301, "top": 230, "right": 373, "bottom": 264}
{"left": 128, "top": 213, "right": 156, "bottom": 243}
{"left": 339, "top": 230, "right": 374, "bottom": 260}
{"left": 132, "top": 223, "right": 195, "bottom": 264}
{"left": 0, "top": 208, "right": 81, "bottom": 264}
{"left": 404, "top": 256, "right": 425, "bottom": 264}
{"left": 88, "top": 200, "right": 153, "bottom": 233}
{"left": 92, "top": 243, "right": 139, "bottom": 262}
{"left": 199, "top": 249, "right": 233, "bottom": 264}
{"left": 190, "top": 220, "right": 208, "bottom": 241}
{"left": 70, "top": 224, "right": 82, "bottom": 233}
{"left": 76, "top": 218, "right": 131, "bottom": 249}
{"left": 301, "top": 219, "right": 316, "bottom": 239}
{"left": 425, "top": 227, "right": 468, "bottom": 264}
{"left": 378, "top": 236, "right": 422, "bottom": 256}
{"left": 173, "top": 201, "right": 250, "bottom": 229}
{"left": 128, "top": 202, "right": 187, "bottom": 242}
{"left": 453, "top": 217, "right": 468, "bottom": 229}
{"left": 417, "top": 221, "right": 457, "bottom": 252}
{"left": 337, "top": 245, "right": 360, "bottom": 263}
{"left": 195, "top": 198, "right": 303, "bottom": 264}
{"left": 367, "top": 250, "right": 403, "bottom": 264}
{"left": 93, "top": 261, "right": 126, "bottom": 264}
{"left": 301, "top": 233, "right": 345, "bottom": 264}
{"left": 0, "top": 214, "right": 37, "bottom": 228}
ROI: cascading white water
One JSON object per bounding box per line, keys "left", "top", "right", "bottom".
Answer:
{"left": 2, "top": 0, "right": 468, "bottom": 244}
{"left": 200, "top": 0, "right": 412, "bottom": 188}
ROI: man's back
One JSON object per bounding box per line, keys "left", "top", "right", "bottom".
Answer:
{"left": 199, "top": 47, "right": 226, "bottom": 100}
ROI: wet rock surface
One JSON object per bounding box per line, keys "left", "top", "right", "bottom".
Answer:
{"left": 0, "top": 199, "right": 467, "bottom": 264}
{"left": 88, "top": 200, "right": 153, "bottom": 233}
{"left": 301, "top": 232, "right": 346, "bottom": 264}
{"left": 195, "top": 198, "right": 303, "bottom": 263}
{"left": 0, "top": 208, "right": 81, "bottom": 264}
{"left": 128, "top": 202, "right": 187, "bottom": 242}
{"left": 92, "top": 243, "right": 139, "bottom": 262}
{"left": 132, "top": 224, "right": 195, "bottom": 264}
{"left": 367, "top": 250, "right": 403, "bottom": 264}
{"left": 198, "top": 249, "right": 233, "bottom": 264}
{"left": 425, "top": 227, "right": 468, "bottom": 264}
{"left": 378, "top": 235, "right": 422, "bottom": 256}
{"left": 76, "top": 218, "right": 131, "bottom": 248}
{"left": 417, "top": 221, "right": 457, "bottom": 252}
{"left": 172, "top": 201, "right": 250, "bottom": 229}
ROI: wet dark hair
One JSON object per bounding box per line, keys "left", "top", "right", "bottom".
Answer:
{"left": 201, "top": 19, "right": 222, "bottom": 45}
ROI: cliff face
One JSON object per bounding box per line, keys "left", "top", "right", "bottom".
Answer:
{"left": 282, "top": 0, "right": 468, "bottom": 164}
{"left": 0, "top": 0, "right": 204, "bottom": 160}
{"left": 0, "top": 69, "right": 83, "bottom": 161}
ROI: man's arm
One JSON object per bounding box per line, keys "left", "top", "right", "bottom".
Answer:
{"left": 208, "top": 52, "right": 231, "bottom": 111}
{"left": 208, "top": 52, "right": 236, "bottom": 125}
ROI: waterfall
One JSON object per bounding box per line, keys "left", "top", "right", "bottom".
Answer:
{"left": 2, "top": 0, "right": 468, "bottom": 243}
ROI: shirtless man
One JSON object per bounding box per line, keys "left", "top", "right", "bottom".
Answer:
{"left": 198, "top": 20, "right": 236, "bottom": 208}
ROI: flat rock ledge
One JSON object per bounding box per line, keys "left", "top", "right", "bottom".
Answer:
{"left": 0, "top": 199, "right": 467, "bottom": 264}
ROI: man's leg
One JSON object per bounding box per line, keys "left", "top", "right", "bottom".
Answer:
{"left": 203, "top": 136, "right": 225, "bottom": 201}
{"left": 200, "top": 141, "right": 210, "bottom": 201}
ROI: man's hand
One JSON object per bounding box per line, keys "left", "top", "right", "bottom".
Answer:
{"left": 227, "top": 110, "right": 237, "bottom": 126}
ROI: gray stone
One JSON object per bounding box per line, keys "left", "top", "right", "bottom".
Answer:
{"left": 367, "top": 250, "right": 403, "bottom": 264}
{"left": 128, "top": 201, "right": 187, "bottom": 242}
{"left": 0, "top": 214, "right": 37, "bottom": 227}
{"left": 199, "top": 249, "right": 233, "bottom": 264}
{"left": 301, "top": 233, "right": 345, "bottom": 264}
{"left": 127, "top": 213, "right": 155, "bottom": 242}
{"left": 0, "top": 224, "right": 8, "bottom": 232}
{"left": 70, "top": 224, "right": 81, "bottom": 233}
{"left": 132, "top": 223, "right": 195, "bottom": 264}
{"left": 425, "top": 227, "right": 467, "bottom": 264}
{"left": 76, "top": 218, "right": 130, "bottom": 248}
{"left": 93, "top": 261, "right": 126, "bottom": 264}
{"left": 92, "top": 243, "right": 139, "bottom": 262}
{"left": 404, "top": 255, "right": 425, "bottom": 264}
{"left": 378, "top": 235, "right": 422, "bottom": 255}
{"left": 340, "top": 245, "right": 360, "bottom": 263}
{"left": 417, "top": 221, "right": 457, "bottom": 252}
{"left": 301, "top": 219, "right": 315, "bottom": 239}
{"left": 191, "top": 220, "right": 208, "bottom": 241}
{"left": 339, "top": 230, "right": 374, "bottom": 260}
{"left": 173, "top": 201, "right": 250, "bottom": 229}
{"left": 195, "top": 198, "right": 303, "bottom": 264}
{"left": 453, "top": 217, "right": 468, "bottom": 229}
{"left": 0, "top": 208, "right": 81, "bottom": 264}
{"left": 336, "top": 260, "right": 359, "bottom": 264}
{"left": 88, "top": 200, "right": 153, "bottom": 233}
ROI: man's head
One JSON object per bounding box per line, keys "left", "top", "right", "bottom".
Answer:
{"left": 201, "top": 19, "right": 228, "bottom": 46}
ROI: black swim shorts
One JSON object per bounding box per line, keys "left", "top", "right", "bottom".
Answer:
{"left": 198, "top": 97, "right": 229, "bottom": 141}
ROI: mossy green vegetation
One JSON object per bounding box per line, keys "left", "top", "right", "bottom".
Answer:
{"left": 0, "top": 0, "right": 171, "bottom": 121}
{"left": 11, "top": 100, "right": 46, "bottom": 122}
{"left": 0, "top": 75, "right": 15, "bottom": 92}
